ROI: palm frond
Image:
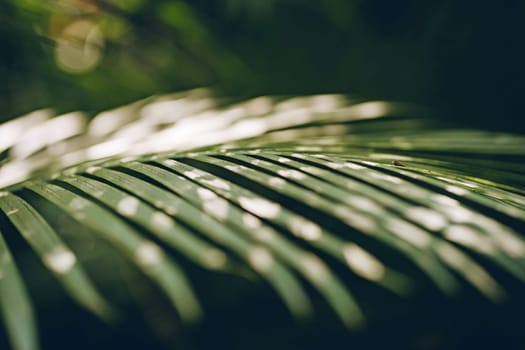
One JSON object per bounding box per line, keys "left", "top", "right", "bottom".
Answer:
{"left": 1, "top": 89, "right": 524, "bottom": 349}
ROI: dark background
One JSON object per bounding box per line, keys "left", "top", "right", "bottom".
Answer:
{"left": 1, "top": 0, "right": 524, "bottom": 131}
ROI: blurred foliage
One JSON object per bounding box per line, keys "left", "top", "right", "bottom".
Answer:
{"left": 0, "top": 0, "right": 524, "bottom": 131}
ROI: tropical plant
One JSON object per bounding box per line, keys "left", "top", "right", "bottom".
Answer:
{"left": 1, "top": 89, "right": 524, "bottom": 349}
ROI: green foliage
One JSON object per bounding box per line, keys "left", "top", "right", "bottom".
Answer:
{"left": 1, "top": 91, "right": 524, "bottom": 349}
{"left": 1, "top": 0, "right": 524, "bottom": 131}
{"left": 1, "top": 1, "right": 524, "bottom": 349}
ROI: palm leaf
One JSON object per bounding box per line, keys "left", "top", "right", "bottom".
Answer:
{"left": 1, "top": 89, "right": 524, "bottom": 349}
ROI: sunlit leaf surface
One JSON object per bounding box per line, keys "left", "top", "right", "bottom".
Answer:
{"left": 1, "top": 89, "right": 524, "bottom": 349}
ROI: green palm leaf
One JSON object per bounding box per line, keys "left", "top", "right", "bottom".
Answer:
{"left": 1, "top": 89, "right": 524, "bottom": 349}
